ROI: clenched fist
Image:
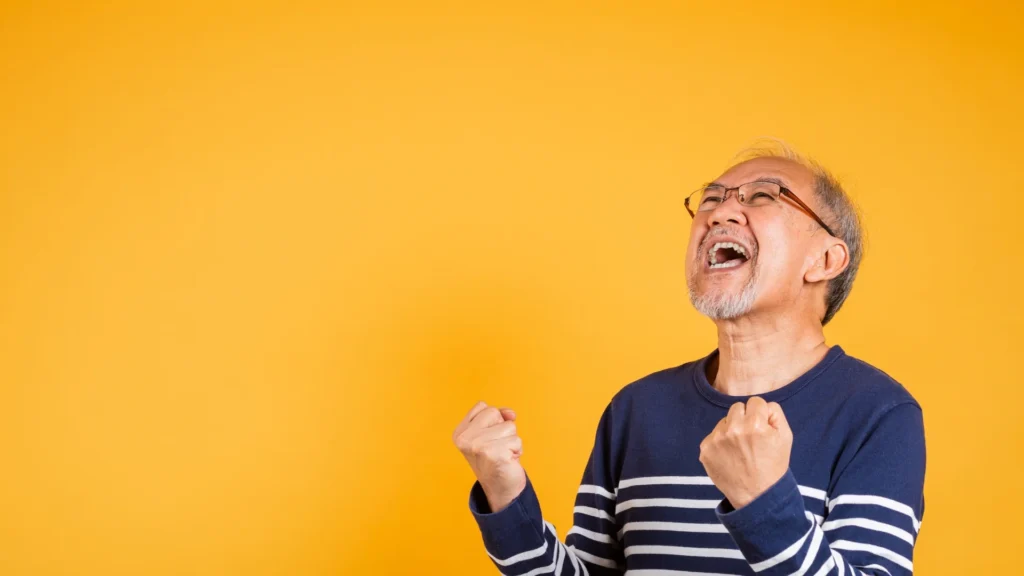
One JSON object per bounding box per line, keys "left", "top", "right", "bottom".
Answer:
{"left": 453, "top": 401, "right": 526, "bottom": 513}
{"left": 699, "top": 396, "right": 793, "bottom": 510}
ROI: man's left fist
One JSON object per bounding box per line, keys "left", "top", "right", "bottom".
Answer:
{"left": 699, "top": 396, "right": 793, "bottom": 510}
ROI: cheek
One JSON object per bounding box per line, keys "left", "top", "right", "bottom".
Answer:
{"left": 751, "top": 225, "right": 803, "bottom": 283}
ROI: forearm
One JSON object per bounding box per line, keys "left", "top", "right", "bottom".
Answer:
{"left": 717, "top": 470, "right": 918, "bottom": 575}
{"left": 470, "top": 474, "right": 624, "bottom": 575}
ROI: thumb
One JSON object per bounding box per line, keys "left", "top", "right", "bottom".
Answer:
{"left": 499, "top": 408, "right": 517, "bottom": 422}
{"left": 766, "top": 402, "right": 789, "bottom": 432}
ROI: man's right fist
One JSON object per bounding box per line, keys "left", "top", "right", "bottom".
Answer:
{"left": 453, "top": 401, "right": 527, "bottom": 513}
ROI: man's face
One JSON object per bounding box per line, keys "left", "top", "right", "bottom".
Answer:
{"left": 685, "top": 157, "right": 825, "bottom": 321}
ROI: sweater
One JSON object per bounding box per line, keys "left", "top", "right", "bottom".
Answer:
{"left": 468, "top": 345, "right": 926, "bottom": 575}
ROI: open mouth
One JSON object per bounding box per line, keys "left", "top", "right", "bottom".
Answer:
{"left": 707, "top": 242, "right": 750, "bottom": 270}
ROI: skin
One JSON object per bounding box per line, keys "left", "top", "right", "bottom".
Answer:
{"left": 452, "top": 402, "right": 525, "bottom": 513}
{"left": 454, "top": 157, "right": 852, "bottom": 512}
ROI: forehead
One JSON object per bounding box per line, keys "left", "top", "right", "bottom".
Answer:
{"left": 713, "top": 157, "right": 815, "bottom": 191}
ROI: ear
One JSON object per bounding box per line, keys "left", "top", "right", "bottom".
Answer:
{"left": 804, "top": 239, "right": 849, "bottom": 284}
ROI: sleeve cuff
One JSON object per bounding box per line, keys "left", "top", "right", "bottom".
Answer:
{"left": 715, "top": 469, "right": 811, "bottom": 561}
{"left": 468, "top": 474, "right": 546, "bottom": 556}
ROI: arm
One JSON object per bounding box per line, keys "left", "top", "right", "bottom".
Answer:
{"left": 461, "top": 403, "right": 625, "bottom": 575}
{"left": 711, "top": 402, "right": 926, "bottom": 575}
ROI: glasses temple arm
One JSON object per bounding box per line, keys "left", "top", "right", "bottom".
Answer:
{"left": 782, "top": 190, "right": 837, "bottom": 237}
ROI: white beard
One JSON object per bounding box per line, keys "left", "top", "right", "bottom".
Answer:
{"left": 687, "top": 266, "right": 759, "bottom": 320}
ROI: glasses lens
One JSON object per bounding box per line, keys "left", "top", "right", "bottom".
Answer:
{"left": 696, "top": 185, "right": 725, "bottom": 212}
{"left": 739, "top": 182, "right": 781, "bottom": 206}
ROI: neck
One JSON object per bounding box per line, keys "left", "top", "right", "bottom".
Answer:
{"left": 708, "top": 310, "right": 830, "bottom": 397}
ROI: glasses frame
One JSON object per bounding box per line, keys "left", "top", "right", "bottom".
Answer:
{"left": 684, "top": 181, "right": 837, "bottom": 237}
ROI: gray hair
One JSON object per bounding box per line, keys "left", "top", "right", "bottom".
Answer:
{"left": 727, "top": 138, "right": 864, "bottom": 325}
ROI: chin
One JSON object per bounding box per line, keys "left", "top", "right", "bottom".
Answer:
{"left": 687, "top": 257, "right": 760, "bottom": 320}
{"left": 687, "top": 283, "right": 758, "bottom": 320}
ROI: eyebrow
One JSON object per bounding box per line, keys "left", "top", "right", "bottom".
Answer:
{"left": 707, "top": 176, "right": 789, "bottom": 188}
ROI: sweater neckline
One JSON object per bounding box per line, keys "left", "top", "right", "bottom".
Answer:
{"left": 692, "top": 345, "right": 846, "bottom": 408}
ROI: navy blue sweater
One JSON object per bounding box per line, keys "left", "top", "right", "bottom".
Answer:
{"left": 468, "top": 345, "right": 926, "bottom": 575}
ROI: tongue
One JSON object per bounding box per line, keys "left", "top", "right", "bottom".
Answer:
{"left": 717, "top": 247, "right": 743, "bottom": 264}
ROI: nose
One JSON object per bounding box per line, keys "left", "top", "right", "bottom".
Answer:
{"left": 707, "top": 193, "right": 748, "bottom": 228}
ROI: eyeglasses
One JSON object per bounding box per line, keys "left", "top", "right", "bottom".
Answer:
{"left": 684, "top": 180, "right": 836, "bottom": 237}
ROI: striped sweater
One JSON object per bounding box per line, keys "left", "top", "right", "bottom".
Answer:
{"left": 468, "top": 345, "right": 926, "bottom": 575}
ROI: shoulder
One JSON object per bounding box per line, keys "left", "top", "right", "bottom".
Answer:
{"left": 820, "top": 349, "right": 924, "bottom": 446}
{"left": 613, "top": 360, "right": 696, "bottom": 402}
{"left": 829, "top": 348, "right": 921, "bottom": 413}
{"left": 596, "top": 357, "right": 706, "bottom": 425}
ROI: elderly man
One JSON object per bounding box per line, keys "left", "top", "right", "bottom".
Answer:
{"left": 453, "top": 144, "right": 926, "bottom": 576}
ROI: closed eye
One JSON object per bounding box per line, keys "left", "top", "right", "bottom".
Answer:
{"left": 700, "top": 186, "right": 726, "bottom": 206}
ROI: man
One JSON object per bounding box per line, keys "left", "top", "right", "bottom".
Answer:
{"left": 452, "top": 143, "right": 926, "bottom": 576}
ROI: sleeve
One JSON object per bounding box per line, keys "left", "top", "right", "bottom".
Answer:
{"left": 714, "top": 402, "right": 926, "bottom": 576}
{"left": 468, "top": 403, "right": 625, "bottom": 575}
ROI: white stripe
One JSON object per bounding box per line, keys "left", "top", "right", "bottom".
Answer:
{"left": 810, "top": 556, "right": 836, "bottom": 576}
{"left": 791, "top": 524, "right": 824, "bottom": 576}
{"left": 831, "top": 548, "right": 846, "bottom": 575}
{"left": 507, "top": 556, "right": 556, "bottom": 576}
{"left": 861, "top": 564, "right": 892, "bottom": 575}
{"left": 799, "top": 486, "right": 828, "bottom": 501}
{"left": 821, "top": 517, "right": 915, "bottom": 546}
{"left": 568, "top": 525, "right": 618, "bottom": 545}
{"left": 569, "top": 545, "right": 619, "bottom": 569}
{"left": 827, "top": 495, "right": 921, "bottom": 532}
{"left": 579, "top": 484, "right": 616, "bottom": 499}
{"left": 554, "top": 538, "right": 566, "bottom": 575}
{"left": 749, "top": 514, "right": 816, "bottom": 572}
{"left": 625, "top": 545, "right": 744, "bottom": 560}
{"left": 487, "top": 525, "right": 548, "bottom": 566}
{"left": 616, "top": 475, "right": 824, "bottom": 500}
{"left": 622, "top": 565, "right": 737, "bottom": 569}
{"left": 618, "top": 521, "right": 728, "bottom": 538}
{"left": 618, "top": 476, "right": 716, "bottom": 488}
{"left": 543, "top": 522, "right": 579, "bottom": 576}
{"left": 812, "top": 514, "right": 824, "bottom": 526}
{"left": 616, "top": 498, "right": 720, "bottom": 513}
{"left": 496, "top": 530, "right": 556, "bottom": 576}
{"left": 575, "top": 505, "right": 616, "bottom": 522}
{"left": 567, "top": 541, "right": 581, "bottom": 576}
{"left": 831, "top": 540, "right": 913, "bottom": 572}
{"left": 565, "top": 545, "right": 592, "bottom": 576}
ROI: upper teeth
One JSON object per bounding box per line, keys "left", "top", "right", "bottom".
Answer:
{"left": 708, "top": 242, "right": 749, "bottom": 268}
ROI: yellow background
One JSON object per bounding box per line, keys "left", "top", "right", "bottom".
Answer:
{"left": 1, "top": 1, "right": 1021, "bottom": 574}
